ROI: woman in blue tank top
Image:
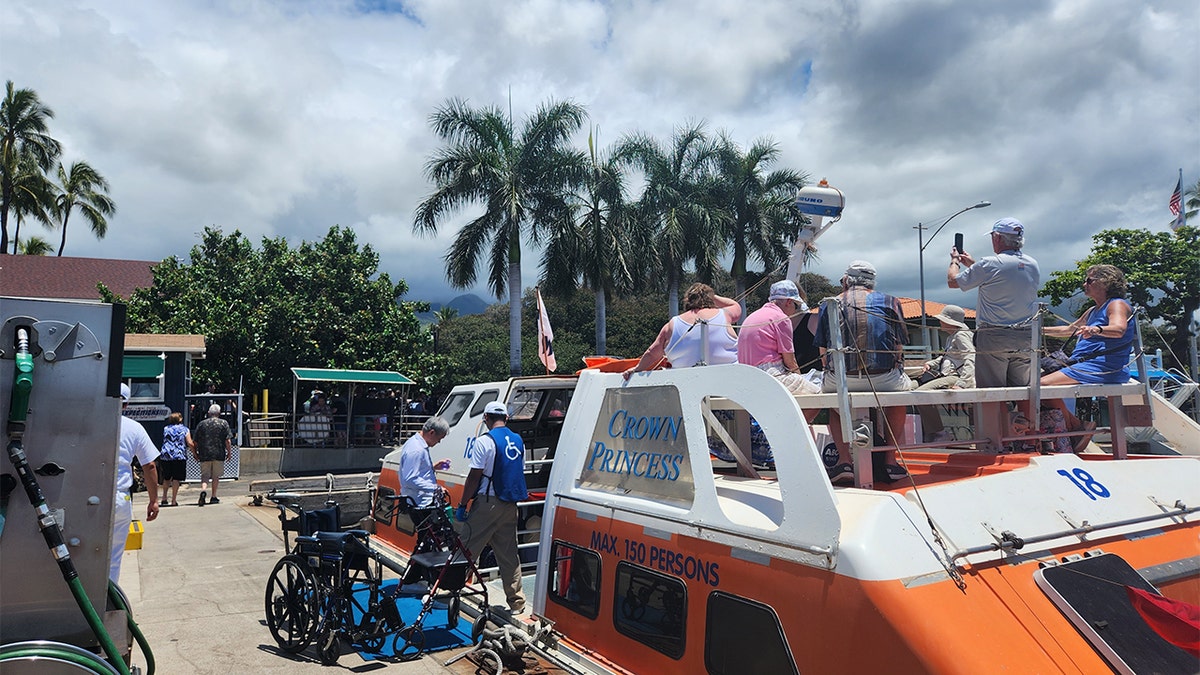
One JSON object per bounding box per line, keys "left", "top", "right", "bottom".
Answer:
{"left": 1041, "top": 265, "right": 1135, "bottom": 450}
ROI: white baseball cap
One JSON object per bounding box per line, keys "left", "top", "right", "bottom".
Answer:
{"left": 483, "top": 402, "right": 508, "bottom": 416}
{"left": 120, "top": 383, "right": 131, "bottom": 400}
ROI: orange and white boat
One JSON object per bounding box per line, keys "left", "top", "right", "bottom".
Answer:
{"left": 374, "top": 361, "right": 1200, "bottom": 674}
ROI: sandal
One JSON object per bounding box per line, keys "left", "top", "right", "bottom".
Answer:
{"left": 160, "top": 499, "right": 169, "bottom": 507}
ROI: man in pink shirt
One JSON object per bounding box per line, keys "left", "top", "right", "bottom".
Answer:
{"left": 737, "top": 280, "right": 808, "bottom": 393}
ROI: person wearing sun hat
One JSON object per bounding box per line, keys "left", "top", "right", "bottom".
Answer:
{"left": 916, "top": 304, "right": 976, "bottom": 391}
{"left": 813, "top": 260, "right": 912, "bottom": 484}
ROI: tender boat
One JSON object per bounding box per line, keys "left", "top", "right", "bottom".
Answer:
{"left": 370, "top": 351, "right": 1199, "bottom": 674}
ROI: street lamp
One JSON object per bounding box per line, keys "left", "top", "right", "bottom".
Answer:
{"left": 915, "top": 200, "right": 991, "bottom": 347}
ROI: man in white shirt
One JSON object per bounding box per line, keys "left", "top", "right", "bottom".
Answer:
{"left": 114, "top": 383, "right": 159, "bottom": 582}
{"left": 399, "top": 416, "right": 451, "bottom": 508}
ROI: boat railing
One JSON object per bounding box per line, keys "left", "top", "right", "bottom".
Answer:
{"left": 713, "top": 300, "right": 1157, "bottom": 489}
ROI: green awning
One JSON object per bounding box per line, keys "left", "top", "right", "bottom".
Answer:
{"left": 123, "top": 355, "right": 164, "bottom": 379}
{"left": 290, "top": 367, "right": 414, "bottom": 385}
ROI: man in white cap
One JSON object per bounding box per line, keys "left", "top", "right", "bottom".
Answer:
{"left": 948, "top": 218, "right": 1039, "bottom": 436}
{"left": 114, "top": 383, "right": 159, "bottom": 582}
{"left": 737, "top": 279, "right": 809, "bottom": 393}
{"left": 813, "top": 260, "right": 911, "bottom": 483}
{"left": 948, "top": 217, "right": 1039, "bottom": 390}
{"left": 191, "top": 403, "right": 231, "bottom": 506}
{"left": 455, "top": 401, "right": 528, "bottom": 615}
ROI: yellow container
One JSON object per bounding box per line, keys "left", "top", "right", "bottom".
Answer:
{"left": 126, "top": 519, "right": 144, "bottom": 550}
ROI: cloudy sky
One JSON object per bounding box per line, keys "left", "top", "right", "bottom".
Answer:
{"left": 4, "top": 0, "right": 1197, "bottom": 312}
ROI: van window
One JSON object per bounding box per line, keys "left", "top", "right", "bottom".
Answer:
{"left": 705, "top": 592, "right": 797, "bottom": 674}
{"left": 468, "top": 389, "right": 501, "bottom": 418}
{"left": 546, "top": 541, "right": 601, "bottom": 619}
{"left": 507, "top": 388, "right": 543, "bottom": 421}
{"left": 613, "top": 561, "right": 686, "bottom": 659}
{"left": 438, "top": 391, "right": 475, "bottom": 426}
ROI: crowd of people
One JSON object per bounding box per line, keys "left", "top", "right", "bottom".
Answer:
{"left": 619, "top": 216, "right": 1137, "bottom": 483}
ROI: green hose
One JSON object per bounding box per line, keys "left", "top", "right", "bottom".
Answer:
{"left": 109, "top": 581, "right": 155, "bottom": 675}
{"left": 0, "top": 641, "right": 121, "bottom": 674}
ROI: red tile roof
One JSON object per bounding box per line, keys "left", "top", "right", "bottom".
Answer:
{"left": 0, "top": 255, "right": 156, "bottom": 301}
{"left": 897, "top": 297, "right": 977, "bottom": 322}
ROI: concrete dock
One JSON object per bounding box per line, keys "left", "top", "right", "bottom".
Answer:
{"left": 120, "top": 475, "right": 472, "bottom": 674}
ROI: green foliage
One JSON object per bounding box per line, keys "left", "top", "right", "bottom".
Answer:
{"left": 2, "top": 80, "right": 63, "bottom": 254}
{"left": 1041, "top": 226, "right": 1199, "bottom": 368}
{"left": 104, "top": 226, "right": 442, "bottom": 408}
{"left": 53, "top": 160, "right": 114, "bottom": 256}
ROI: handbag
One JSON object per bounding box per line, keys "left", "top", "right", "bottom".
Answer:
{"left": 1040, "top": 349, "right": 1075, "bottom": 375}
{"left": 915, "top": 357, "right": 945, "bottom": 386}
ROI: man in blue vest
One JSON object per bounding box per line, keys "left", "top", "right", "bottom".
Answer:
{"left": 456, "top": 401, "right": 529, "bottom": 614}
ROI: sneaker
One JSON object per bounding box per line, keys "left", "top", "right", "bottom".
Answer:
{"left": 198, "top": 491, "right": 207, "bottom": 507}
{"left": 826, "top": 463, "right": 854, "bottom": 484}
{"left": 208, "top": 497, "right": 220, "bottom": 504}
{"left": 878, "top": 464, "right": 910, "bottom": 483}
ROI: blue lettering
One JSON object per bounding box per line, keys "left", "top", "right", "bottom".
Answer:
{"left": 633, "top": 452, "right": 649, "bottom": 477}
{"left": 644, "top": 416, "right": 664, "bottom": 440}
{"left": 608, "top": 410, "right": 626, "bottom": 438}
{"left": 587, "top": 441, "right": 607, "bottom": 470}
{"left": 648, "top": 545, "right": 660, "bottom": 568}
{"left": 635, "top": 416, "right": 649, "bottom": 439}
{"left": 646, "top": 453, "right": 661, "bottom": 479}
{"left": 667, "top": 454, "right": 682, "bottom": 481}
{"left": 665, "top": 416, "right": 680, "bottom": 441}
{"left": 623, "top": 416, "right": 638, "bottom": 439}
{"left": 617, "top": 449, "right": 636, "bottom": 474}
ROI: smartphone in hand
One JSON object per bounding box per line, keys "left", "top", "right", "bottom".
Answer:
{"left": 954, "top": 232, "right": 964, "bottom": 254}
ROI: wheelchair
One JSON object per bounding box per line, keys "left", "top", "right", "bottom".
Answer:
{"left": 263, "top": 492, "right": 488, "bottom": 665}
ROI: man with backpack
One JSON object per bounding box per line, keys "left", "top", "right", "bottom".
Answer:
{"left": 455, "top": 401, "right": 529, "bottom": 614}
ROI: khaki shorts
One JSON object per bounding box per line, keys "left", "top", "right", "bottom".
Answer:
{"left": 822, "top": 367, "right": 913, "bottom": 393}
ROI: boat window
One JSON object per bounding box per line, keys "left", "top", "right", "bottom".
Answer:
{"left": 704, "top": 592, "right": 797, "bottom": 675}
{"left": 546, "top": 540, "right": 601, "bottom": 619}
{"left": 467, "top": 389, "right": 500, "bottom": 419}
{"left": 613, "top": 561, "right": 686, "bottom": 659}
{"left": 507, "top": 388, "right": 543, "bottom": 421}
{"left": 1035, "top": 552, "right": 1198, "bottom": 674}
{"left": 437, "top": 391, "right": 475, "bottom": 426}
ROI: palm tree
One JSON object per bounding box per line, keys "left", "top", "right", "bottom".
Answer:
{"left": 615, "top": 122, "right": 726, "bottom": 316}
{"left": 414, "top": 97, "right": 586, "bottom": 377}
{"left": 433, "top": 306, "right": 459, "bottom": 324}
{"left": 8, "top": 150, "right": 56, "bottom": 253}
{"left": 53, "top": 160, "right": 115, "bottom": 256}
{"left": 543, "top": 128, "right": 634, "bottom": 355}
{"left": 1, "top": 81, "right": 62, "bottom": 254}
{"left": 1183, "top": 178, "right": 1199, "bottom": 224}
{"left": 712, "top": 134, "right": 808, "bottom": 313}
{"left": 18, "top": 235, "right": 51, "bottom": 255}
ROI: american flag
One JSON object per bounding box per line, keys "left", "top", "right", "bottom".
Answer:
{"left": 1170, "top": 170, "right": 1186, "bottom": 231}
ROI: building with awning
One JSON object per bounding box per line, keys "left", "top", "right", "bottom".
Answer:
{"left": 121, "top": 333, "right": 207, "bottom": 445}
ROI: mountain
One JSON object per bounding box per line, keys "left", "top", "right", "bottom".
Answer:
{"left": 415, "top": 293, "right": 490, "bottom": 323}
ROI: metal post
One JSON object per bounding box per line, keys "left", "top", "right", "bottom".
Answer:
{"left": 1029, "top": 303, "right": 1045, "bottom": 420}
{"left": 917, "top": 222, "right": 927, "bottom": 347}
{"left": 824, "top": 297, "right": 871, "bottom": 488}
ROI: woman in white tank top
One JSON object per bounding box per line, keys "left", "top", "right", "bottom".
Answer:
{"left": 623, "top": 283, "right": 741, "bottom": 378}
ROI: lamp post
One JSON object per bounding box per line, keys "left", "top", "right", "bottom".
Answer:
{"left": 915, "top": 201, "right": 991, "bottom": 347}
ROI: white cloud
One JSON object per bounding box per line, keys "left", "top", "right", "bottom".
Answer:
{"left": 2, "top": 0, "right": 1196, "bottom": 311}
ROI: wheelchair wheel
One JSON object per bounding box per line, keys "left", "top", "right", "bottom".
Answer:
{"left": 471, "top": 607, "right": 490, "bottom": 645}
{"left": 446, "top": 595, "right": 460, "bottom": 630}
{"left": 392, "top": 625, "right": 425, "bottom": 661}
{"left": 317, "top": 629, "right": 341, "bottom": 666}
{"left": 265, "top": 555, "right": 320, "bottom": 653}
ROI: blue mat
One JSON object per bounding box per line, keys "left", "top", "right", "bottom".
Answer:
{"left": 350, "top": 579, "right": 476, "bottom": 660}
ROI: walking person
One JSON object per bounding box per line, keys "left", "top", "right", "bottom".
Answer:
{"left": 159, "top": 411, "right": 193, "bottom": 507}
{"left": 114, "top": 384, "right": 159, "bottom": 582}
{"left": 455, "top": 402, "right": 528, "bottom": 615}
{"left": 191, "top": 404, "right": 231, "bottom": 506}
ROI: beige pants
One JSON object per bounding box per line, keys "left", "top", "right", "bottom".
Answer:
{"left": 458, "top": 498, "right": 525, "bottom": 612}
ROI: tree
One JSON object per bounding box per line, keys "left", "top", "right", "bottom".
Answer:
{"left": 17, "top": 235, "right": 51, "bottom": 255}
{"left": 414, "top": 97, "right": 587, "bottom": 377}
{"left": 105, "top": 226, "right": 439, "bottom": 405}
{"left": 53, "top": 160, "right": 114, "bottom": 256}
{"left": 543, "top": 129, "right": 636, "bottom": 355}
{"left": 7, "top": 150, "right": 56, "bottom": 253}
{"left": 1, "top": 81, "right": 61, "bottom": 254}
{"left": 1183, "top": 178, "right": 1199, "bottom": 224}
{"left": 615, "top": 122, "right": 726, "bottom": 316}
{"left": 712, "top": 133, "right": 808, "bottom": 312}
{"left": 433, "top": 306, "right": 459, "bottom": 324}
{"left": 1041, "top": 226, "right": 1199, "bottom": 369}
